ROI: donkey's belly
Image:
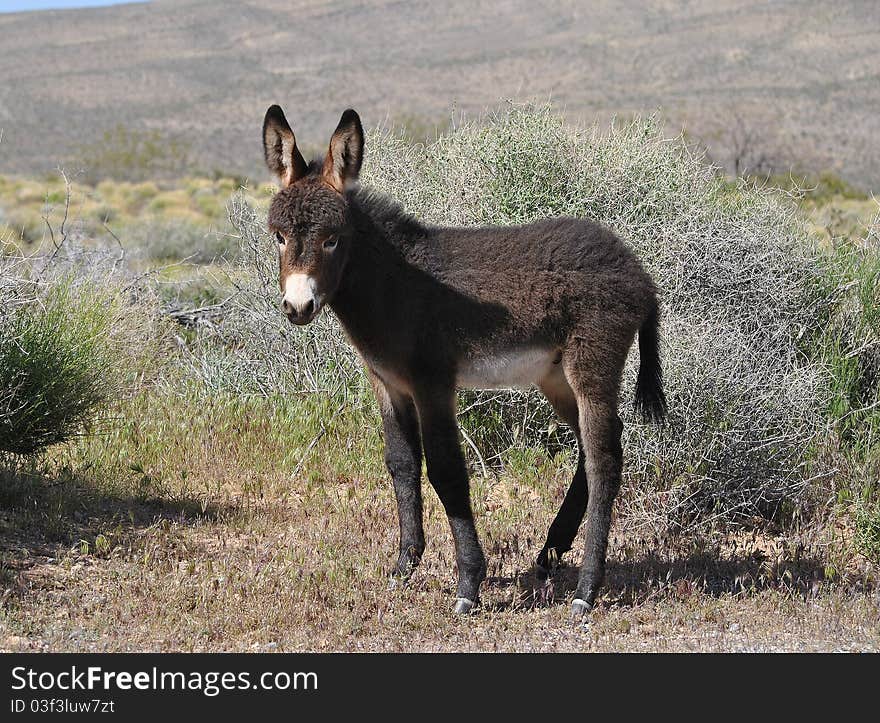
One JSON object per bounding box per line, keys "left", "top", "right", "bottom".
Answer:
{"left": 456, "top": 347, "right": 559, "bottom": 390}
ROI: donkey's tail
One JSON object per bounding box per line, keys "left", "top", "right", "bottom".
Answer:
{"left": 634, "top": 303, "right": 667, "bottom": 423}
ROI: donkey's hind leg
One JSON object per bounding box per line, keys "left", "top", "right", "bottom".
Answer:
{"left": 536, "top": 453, "right": 586, "bottom": 573}
{"left": 563, "top": 351, "right": 625, "bottom": 620}
{"left": 536, "top": 367, "right": 588, "bottom": 574}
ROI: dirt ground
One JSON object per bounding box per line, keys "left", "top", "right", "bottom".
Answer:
{"left": 2, "top": 482, "right": 877, "bottom": 652}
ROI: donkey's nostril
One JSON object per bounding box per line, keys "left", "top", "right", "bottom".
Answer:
{"left": 302, "top": 299, "right": 315, "bottom": 317}
{"left": 281, "top": 299, "right": 294, "bottom": 315}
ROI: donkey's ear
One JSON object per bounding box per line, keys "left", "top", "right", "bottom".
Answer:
{"left": 322, "top": 109, "right": 364, "bottom": 193}
{"left": 263, "top": 105, "right": 308, "bottom": 187}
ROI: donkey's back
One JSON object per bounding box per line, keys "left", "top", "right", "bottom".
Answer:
{"left": 425, "top": 215, "right": 658, "bottom": 332}
{"left": 371, "top": 211, "right": 660, "bottom": 389}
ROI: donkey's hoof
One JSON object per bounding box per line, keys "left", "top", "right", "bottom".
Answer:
{"left": 534, "top": 560, "right": 551, "bottom": 580}
{"left": 453, "top": 597, "right": 476, "bottom": 615}
{"left": 536, "top": 547, "right": 566, "bottom": 578}
{"left": 570, "top": 598, "right": 592, "bottom": 624}
{"left": 388, "top": 562, "right": 417, "bottom": 590}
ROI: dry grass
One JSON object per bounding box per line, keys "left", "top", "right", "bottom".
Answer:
{"left": 1, "top": 391, "right": 877, "bottom": 652}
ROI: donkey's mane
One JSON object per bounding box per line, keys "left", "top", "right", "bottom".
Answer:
{"left": 349, "top": 186, "right": 428, "bottom": 245}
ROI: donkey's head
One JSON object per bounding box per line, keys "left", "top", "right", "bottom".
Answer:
{"left": 262, "top": 105, "right": 364, "bottom": 325}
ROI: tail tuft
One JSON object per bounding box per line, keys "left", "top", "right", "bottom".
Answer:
{"left": 634, "top": 304, "right": 667, "bottom": 423}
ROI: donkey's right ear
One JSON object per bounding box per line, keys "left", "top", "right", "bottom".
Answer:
{"left": 263, "top": 105, "right": 308, "bottom": 187}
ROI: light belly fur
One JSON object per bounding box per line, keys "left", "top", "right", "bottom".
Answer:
{"left": 456, "top": 347, "right": 557, "bottom": 390}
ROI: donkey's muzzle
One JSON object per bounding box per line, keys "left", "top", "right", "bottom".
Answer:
{"left": 282, "top": 297, "right": 318, "bottom": 325}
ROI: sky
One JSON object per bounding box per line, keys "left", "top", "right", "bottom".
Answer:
{"left": 0, "top": 0, "right": 146, "bottom": 12}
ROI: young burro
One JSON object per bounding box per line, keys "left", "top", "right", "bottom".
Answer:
{"left": 262, "top": 106, "right": 667, "bottom": 620}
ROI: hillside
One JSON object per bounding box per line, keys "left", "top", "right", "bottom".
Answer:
{"left": 0, "top": 0, "right": 878, "bottom": 189}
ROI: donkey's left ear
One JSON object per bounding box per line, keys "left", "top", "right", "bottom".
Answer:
{"left": 322, "top": 109, "right": 364, "bottom": 193}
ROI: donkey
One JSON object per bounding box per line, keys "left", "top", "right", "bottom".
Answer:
{"left": 261, "top": 105, "right": 666, "bottom": 619}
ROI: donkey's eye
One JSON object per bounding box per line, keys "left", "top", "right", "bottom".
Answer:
{"left": 323, "top": 236, "right": 339, "bottom": 251}
{"left": 275, "top": 231, "right": 285, "bottom": 245}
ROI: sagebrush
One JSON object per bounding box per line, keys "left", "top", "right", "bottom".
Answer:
{"left": 0, "top": 247, "right": 165, "bottom": 456}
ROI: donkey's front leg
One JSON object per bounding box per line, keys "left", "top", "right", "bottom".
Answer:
{"left": 414, "top": 385, "right": 487, "bottom": 613}
{"left": 372, "top": 373, "right": 425, "bottom": 584}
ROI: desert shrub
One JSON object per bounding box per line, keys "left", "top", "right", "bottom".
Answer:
{"left": 129, "top": 181, "right": 160, "bottom": 202}
{"left": 763, "top": 171, "right": 868, "bottom": 203}
{"left": 365, "top": 106, "right": 831, "bottom": 529}
{"left": 0, "top": 249, "right": 166, "bottom": 456}
{"left": 90, "top": 204, "right": 118, "bottom": 224}
{"left": 200, "top": 104, "right": 833, "bottom": 531}
{"left": 124, "top": 219, "right": 239, "bottom": 263}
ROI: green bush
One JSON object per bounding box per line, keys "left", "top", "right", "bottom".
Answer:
{"left": 0, "top": 277, "right": 126, "bottom": 455}
{"left": 812, "top": 221, "right": 880, "bottom": 461}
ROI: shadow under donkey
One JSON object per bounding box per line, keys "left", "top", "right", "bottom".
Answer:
{"left": 482, "top": 547, "right": 832, "bottom": 613}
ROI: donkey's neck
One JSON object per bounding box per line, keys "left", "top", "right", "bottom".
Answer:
{"left": 349, "top": 187, "right": 428, "bottom": 251}
{"left": 329, "top": 188, "right": 429, "bottom": 363}
{"left": 341, "top": 185, "right": 430, "bottom": 284}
